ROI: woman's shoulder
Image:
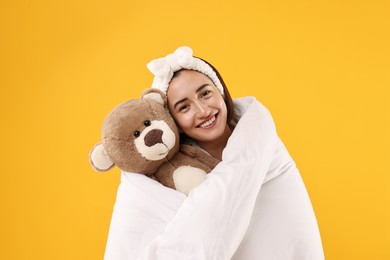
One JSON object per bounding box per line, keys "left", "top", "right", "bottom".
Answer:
{"left": 230, "top": 96, "right": 263, "bottom": 127}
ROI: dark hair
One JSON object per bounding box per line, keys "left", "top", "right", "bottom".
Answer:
{"left": 172, "top": 57, "right": 235, "bottom": 124}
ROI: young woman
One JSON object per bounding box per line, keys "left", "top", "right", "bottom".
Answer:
{"left": 104, "top": 47, "right": 325, "bottom": 259}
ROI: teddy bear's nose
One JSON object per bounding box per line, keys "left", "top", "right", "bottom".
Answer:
{"left": 144, "top": 129, "right": 163, "bottom": 147}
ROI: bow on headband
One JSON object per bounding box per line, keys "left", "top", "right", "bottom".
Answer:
{"left": 146, "top": 46, "right": 224, "bottom": 95}
{"left": 147, "top": 46, "right": 194, "bottom": 77}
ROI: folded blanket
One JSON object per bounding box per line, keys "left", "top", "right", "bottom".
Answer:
{"left": 104, "top": 97, "right": 324, "bottom": 260}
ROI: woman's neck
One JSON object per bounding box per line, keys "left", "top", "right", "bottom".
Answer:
{"left": 197, "top": 125, "right": 232, "bottom": 160}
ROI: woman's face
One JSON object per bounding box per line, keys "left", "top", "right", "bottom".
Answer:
{"left": 167, "top": 70, "right": 228, "bottom": 144}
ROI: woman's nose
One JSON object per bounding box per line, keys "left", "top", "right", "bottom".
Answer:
{"left": 195, "top": 102, "right": 211, "bottom": 118}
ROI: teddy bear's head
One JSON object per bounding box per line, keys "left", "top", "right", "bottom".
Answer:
{"left": 90, "top": 89, "right": 180, "bottom": 175}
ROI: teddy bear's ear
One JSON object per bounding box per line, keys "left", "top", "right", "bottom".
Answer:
{"left": 142, "top": 88, "right": 167, "bottom": 108}
{"left": 89, "top": 143, "right": 115, "bottom": 172}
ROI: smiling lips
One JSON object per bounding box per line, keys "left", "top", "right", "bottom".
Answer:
{"left": 198, "top": 114, "right": 217, "bottom": 128}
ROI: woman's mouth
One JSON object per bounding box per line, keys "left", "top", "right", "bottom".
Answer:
{"left": 198, "top": 114, "right": 217, "bottom": 128}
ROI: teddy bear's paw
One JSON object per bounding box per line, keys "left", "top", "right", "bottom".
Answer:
{"left": 173, "top": 166, "right": 207, "bottom": 196}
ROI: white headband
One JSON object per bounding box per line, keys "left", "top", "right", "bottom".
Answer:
{"left": 147, "top": 46, "right": 224, "bottom": 95}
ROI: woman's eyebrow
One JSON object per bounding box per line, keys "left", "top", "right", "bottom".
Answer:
{"left": 196, "top": 84, "right": 210, "bottom": 93}
{"left": 173, "top": 84, "right": 210, "bottom": 110}
{"left": 173, "top": 98, "right": 187, "bottom": 110}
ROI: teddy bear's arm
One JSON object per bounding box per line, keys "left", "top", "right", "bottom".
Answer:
{"left": 153, "top": 163, "right": 177, "bottom": 190}
{"left": 180, "top": 144, "right": 221, "bottom": 169}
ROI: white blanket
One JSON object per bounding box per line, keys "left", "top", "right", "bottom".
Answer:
{"left": 104, "top": 97, "right": 324, "bottom": 260}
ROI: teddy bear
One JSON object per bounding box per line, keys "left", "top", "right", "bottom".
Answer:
{"left": 89, "top": 88, "right": 220, "bottom": 195}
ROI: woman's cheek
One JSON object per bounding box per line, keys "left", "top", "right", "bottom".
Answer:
{"left": 178, "top": 113, "right": 194, "bottom": 129}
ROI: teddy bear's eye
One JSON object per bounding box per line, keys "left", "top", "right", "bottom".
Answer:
{"left": 134, "top": 131, "right": 140, "bottom": 138}
{"left": 144, "top": 120, "right": 151, "bottom": 127}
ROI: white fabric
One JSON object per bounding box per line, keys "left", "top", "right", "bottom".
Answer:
{"left": 104, "top": 97, "right": 324, "bottom": 260}
{"left": 147, "top": 46, "right": 224, "bottom": 95}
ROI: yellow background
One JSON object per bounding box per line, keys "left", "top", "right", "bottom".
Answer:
{"left": 1, "top": 0, "right": 389, "bottom": 259}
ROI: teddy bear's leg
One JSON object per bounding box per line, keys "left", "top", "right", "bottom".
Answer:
{"left": 173, "top": 166, "right": 207, "bottom": 196}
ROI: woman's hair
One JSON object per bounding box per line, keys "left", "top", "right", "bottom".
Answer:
{"left": 172, "top": 57, "right": 235, "bottom": 124}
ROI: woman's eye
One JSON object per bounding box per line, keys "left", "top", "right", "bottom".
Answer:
{"left": 179, "top": 105, "right": 189, "bottom": 112}
{"left": 201, "top": 90, "right": 211, "bottom": 97}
